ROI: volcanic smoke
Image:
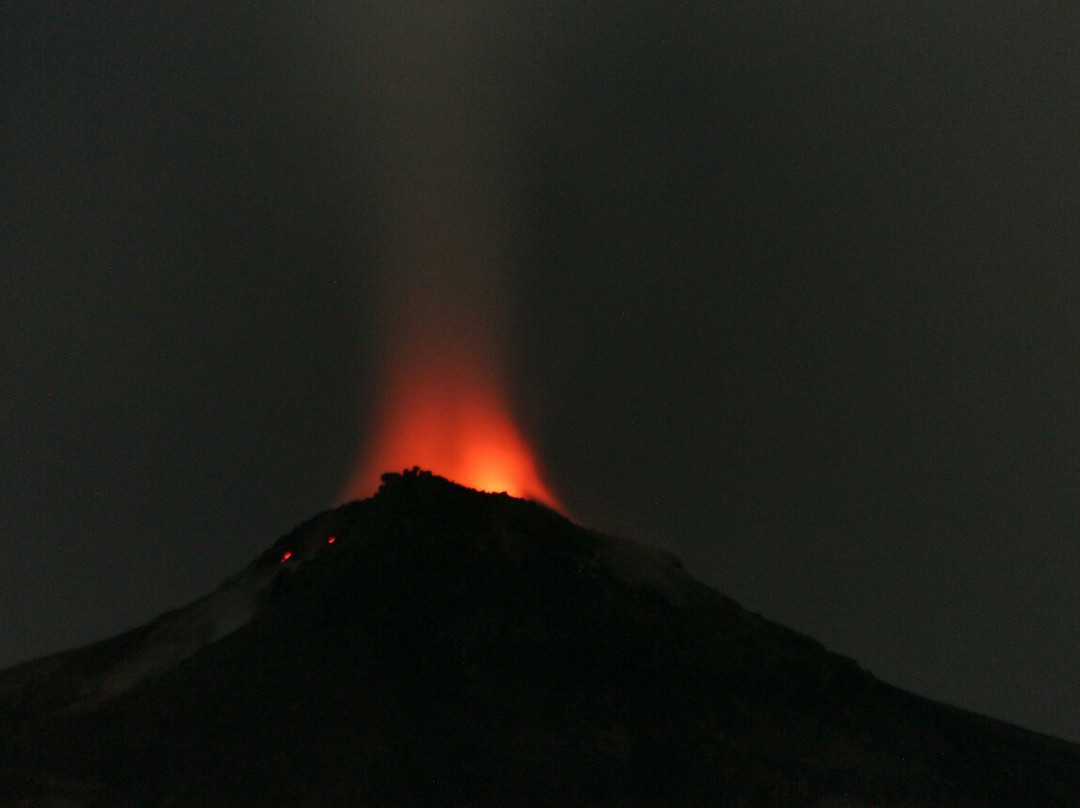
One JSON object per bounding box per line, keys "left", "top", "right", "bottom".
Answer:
{"left": 337, "top": 1, "right": 562, "bottom": 510}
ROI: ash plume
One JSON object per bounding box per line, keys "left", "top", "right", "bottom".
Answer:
{"left": 325, "top": 1, "right": 561, "bottom": 504}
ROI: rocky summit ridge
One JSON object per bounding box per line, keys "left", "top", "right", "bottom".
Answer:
{"left": 1, "top": 469, "right": 1078, "bottom": 807}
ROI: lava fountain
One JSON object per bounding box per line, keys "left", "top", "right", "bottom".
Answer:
{"left": 338, "top": 236, "right": 563, "bottom": 508}
{"left": 342, "top": 336, "right": 563, "bottom": 509}
{"left": 336, "top": 2, "right": 562, "bottom": 510}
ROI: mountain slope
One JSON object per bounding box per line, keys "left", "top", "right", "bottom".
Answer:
{"left": 1, "top": 470, "right": 1077, "bottom": 807}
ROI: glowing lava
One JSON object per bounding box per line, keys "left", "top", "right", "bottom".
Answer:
{"left": 341, "top": 338, "right": 562, "bottom": 511}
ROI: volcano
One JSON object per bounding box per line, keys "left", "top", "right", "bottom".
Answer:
{"left": 1, "top": 470, "right": 1077, "bottom": 807}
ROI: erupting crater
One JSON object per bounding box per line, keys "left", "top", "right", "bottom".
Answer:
{"left": 340, "top": 339, "right": 562, "bottom": 511}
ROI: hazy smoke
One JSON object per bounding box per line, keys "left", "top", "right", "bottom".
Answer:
{"left": 317, "top": 2, "right": 561, "bottom": 500}
{"left": 364, "top": 1, "right": 521, "bottom": 360}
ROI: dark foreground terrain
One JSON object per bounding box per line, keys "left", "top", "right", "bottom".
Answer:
{"left": 2, "top": 470, "right": 1078, "bottom": 806}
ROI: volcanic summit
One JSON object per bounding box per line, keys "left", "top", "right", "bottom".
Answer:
{"left": 1, "top": 469, "right": 1077, "bottom": 807}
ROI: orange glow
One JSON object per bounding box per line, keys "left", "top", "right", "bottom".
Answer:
{"left": 341, "top": 339, "right": 562, "bottom": 511}
{"left": 341, "top": 2, "right": 563, "bottom": 514}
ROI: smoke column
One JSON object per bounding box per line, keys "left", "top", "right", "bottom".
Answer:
{"left": 336, "top": 2, "right": 562, "bottom": 508}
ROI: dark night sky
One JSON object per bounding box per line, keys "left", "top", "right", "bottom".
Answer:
{"left": 3, "top": 3, "right": 1079, "bottom": 742}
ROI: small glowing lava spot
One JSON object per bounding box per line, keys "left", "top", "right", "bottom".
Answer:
{"left": 327, "top": 536, "right": 336, "bottom": 544}
{"left": 280, "top": 551, "right": 293, "bottom": 563}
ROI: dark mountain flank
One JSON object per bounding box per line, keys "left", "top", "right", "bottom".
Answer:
{"left": 2, "top": 470, "right": 1078, "bottom": 807}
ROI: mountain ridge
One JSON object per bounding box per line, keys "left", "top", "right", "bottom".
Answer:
{"left": 2, "top": 469, "right": 1077, "bottom": 806}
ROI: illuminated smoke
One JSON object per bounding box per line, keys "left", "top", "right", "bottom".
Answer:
{"left": 335, "top": 2, "right": 562, "bottom": 508}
